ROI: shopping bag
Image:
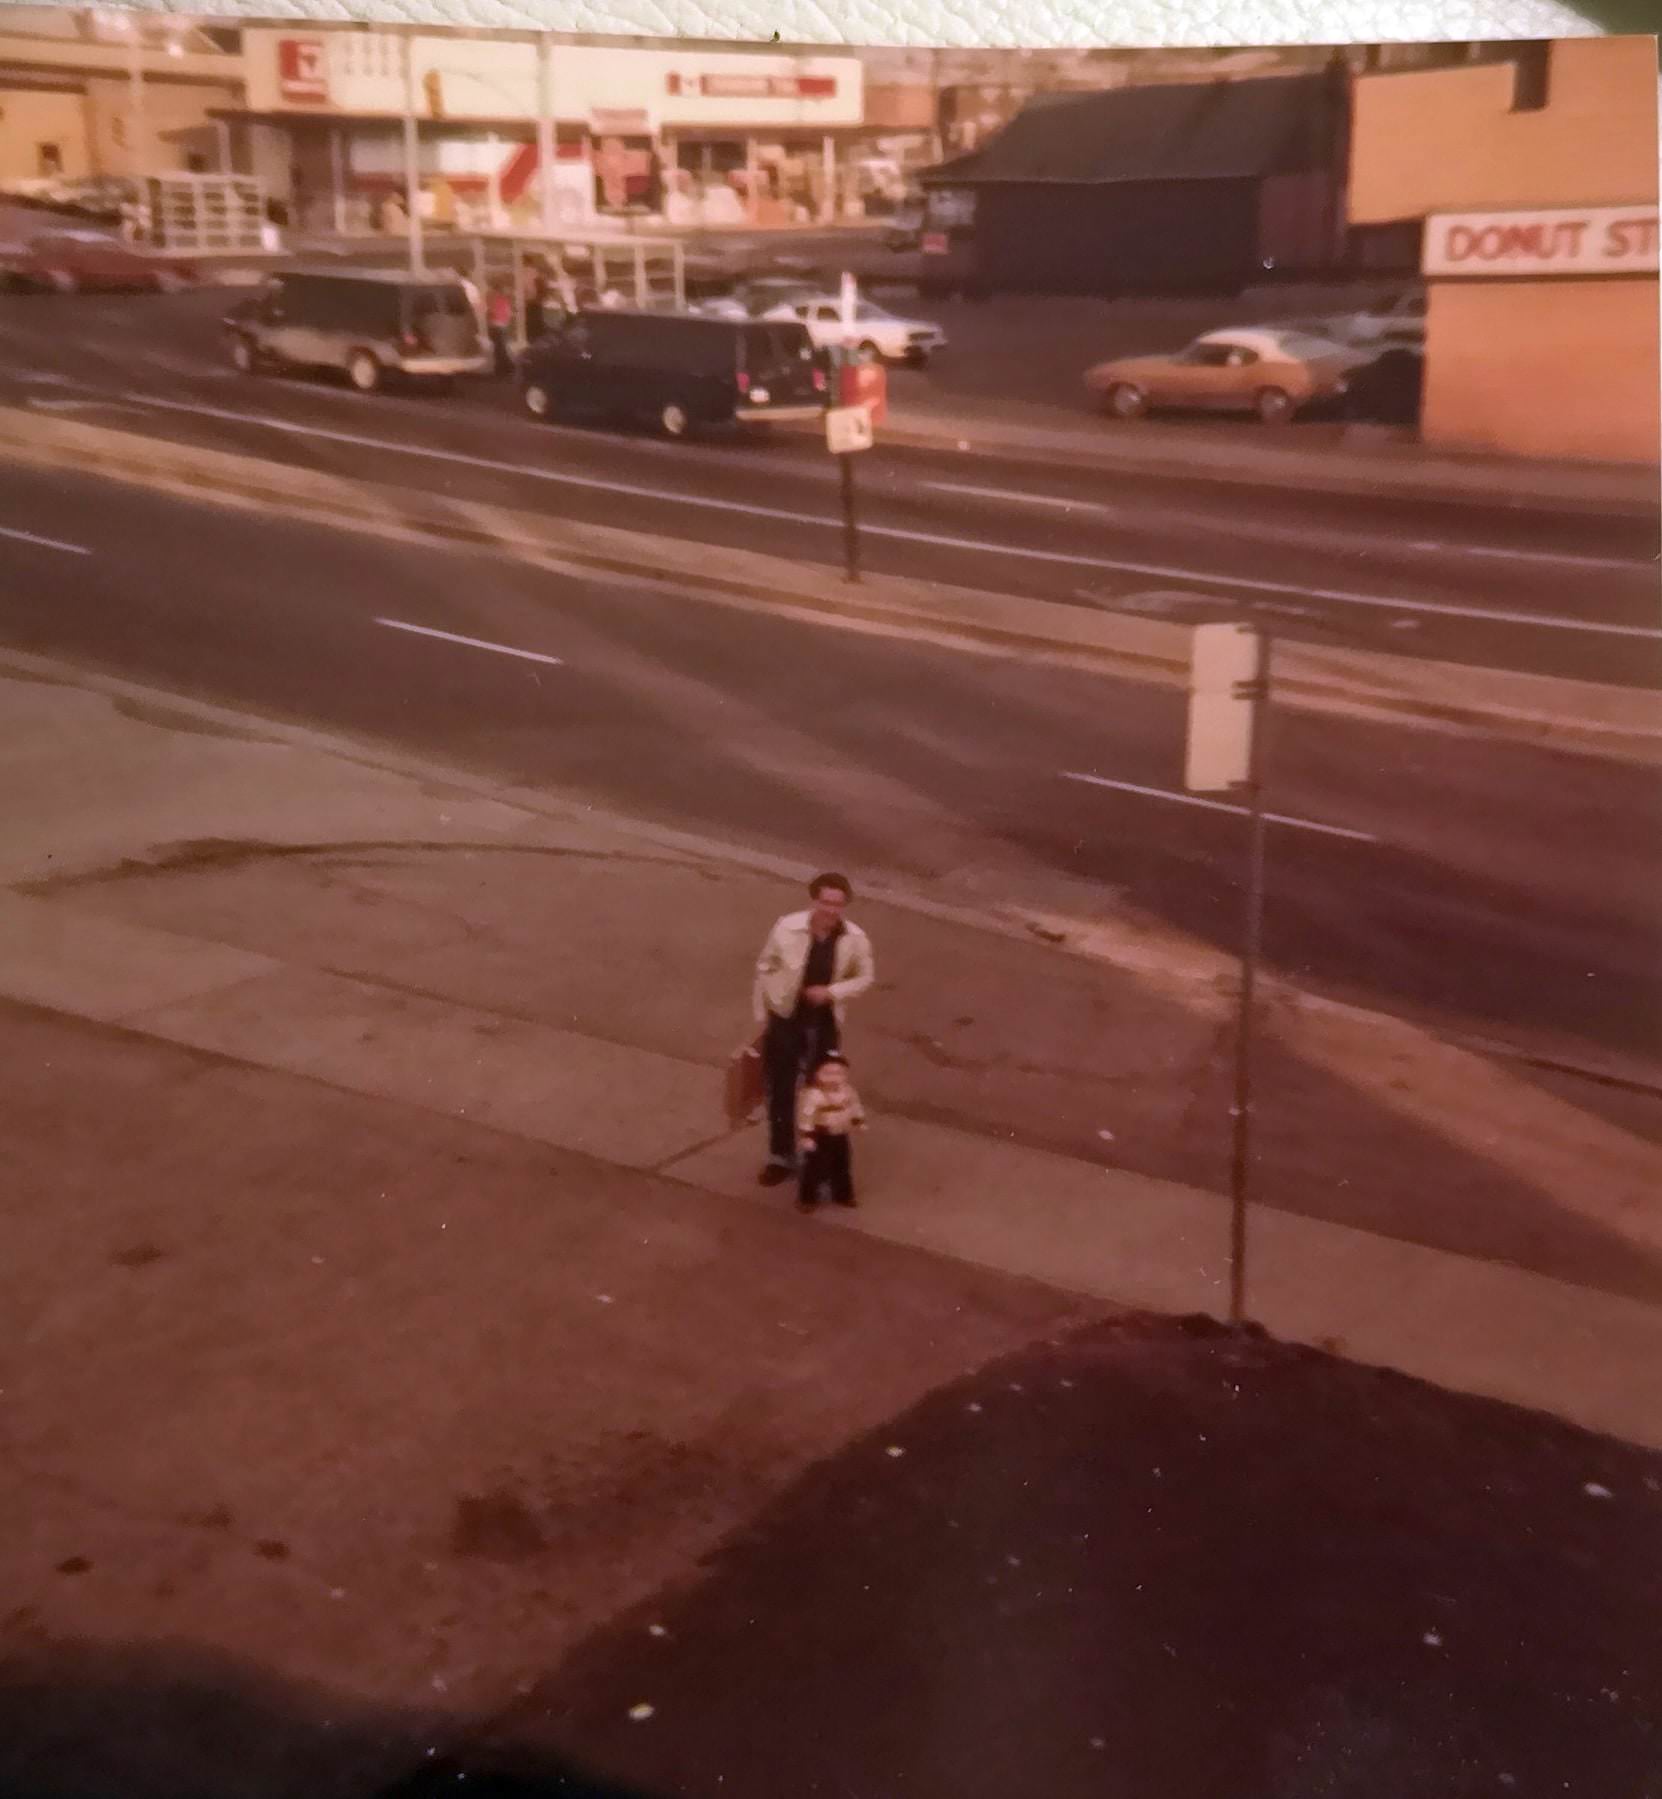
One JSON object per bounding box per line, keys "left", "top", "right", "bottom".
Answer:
{"left": 725, "top": 1034, "right": 766, "bottom": 1128}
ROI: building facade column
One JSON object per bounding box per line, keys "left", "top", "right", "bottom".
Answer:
{"left": 330, "top": 125, "right": 347, "bottom": 234}
{"left": 820, "top": 131, "right": 835, "bottom": 223}
{"left": 745, "top": 135, "right": 760, "bottom": 223}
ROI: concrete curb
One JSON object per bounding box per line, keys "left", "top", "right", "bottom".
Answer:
{"left": 3, "top": 405, "right": 1659, "bottom": 764}
{"left": 867, "top": 412, "right": 1662, "bottom": 519}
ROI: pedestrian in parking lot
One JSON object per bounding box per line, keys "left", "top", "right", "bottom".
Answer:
{"left": 796, "top": 1051, "right": 866, "bottom": 1213}
{"left": 524, "top": 266, "right": 551, "bottom": 342}
{"left": 752, "top": 874, "right": 875, "bottom": 1187}
{"left": 486, "top": 285, "right": 514, "bottom": 376}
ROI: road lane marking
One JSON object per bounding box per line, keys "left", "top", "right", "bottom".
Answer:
{"left": 0, "top": 523, "right": 91, "bottom": 555}
{"left": 112, "top": 392, "right": 1662, "bottom": 642}
{"left": 375, "top": 617, "right": 564, "bottom": 667}
{"left": 925, "top": 479, "right": 1114, "bottom": 515}
{"left": 929, "top": 482, "right": 1654, "bottom": 575}
{"left": 1439, "top": 541, "right": 1656, "bottom": 573}
{"left": 1060, "top": 770, "right": 1380, "bottom": 843}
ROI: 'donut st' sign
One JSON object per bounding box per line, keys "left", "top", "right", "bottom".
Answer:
{"left": 1424, "top": 205, "right": 1660, "bottom": 279}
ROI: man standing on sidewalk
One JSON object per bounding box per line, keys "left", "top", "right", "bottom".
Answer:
{"left": 753, "top": 874, "right": 875, "bottom": 1187}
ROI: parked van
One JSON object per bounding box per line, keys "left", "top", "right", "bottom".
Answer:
{"left": 517, "top": 309, "right": 828, "bottom": 439}
{"left": 223, "top": 267, "right": 490, "bottom": 392}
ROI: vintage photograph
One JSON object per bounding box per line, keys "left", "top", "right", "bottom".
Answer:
{"left": 0, "top": 11, "right": 1658, "bottom": 1796}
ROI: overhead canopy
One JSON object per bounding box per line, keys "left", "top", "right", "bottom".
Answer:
{"left": 922, "top": 73, "right": 1338, "bottom": 187}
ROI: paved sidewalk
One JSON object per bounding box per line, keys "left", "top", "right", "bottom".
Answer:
{"left": 2, "top": 651, "right": 1658, "bottom": 1456}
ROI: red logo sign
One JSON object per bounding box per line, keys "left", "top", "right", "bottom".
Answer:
{"left": 279, "top": 39, "right": 329, "bottom": 104}
{"left": 666, "top": 73, "right": 837, "bottom": 100}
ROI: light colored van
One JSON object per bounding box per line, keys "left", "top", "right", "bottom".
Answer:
{"left": 224, "top": 267, "right": 490, "bottom": 392}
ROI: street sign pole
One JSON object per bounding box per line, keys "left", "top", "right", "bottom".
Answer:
{"left": 839, "top": 448, "right": 860, "bottom": 583}
{"left": 1227, "top": 627, "right": 1273, "bottom": 1325}
{"left": 839, "top": 268, "right": 861, "bottom": 584}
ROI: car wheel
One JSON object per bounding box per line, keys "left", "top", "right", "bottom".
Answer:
{"left": 348, "top": 350, "right": 382, "bottom": 394}
{"left": 1255, "top": 386, "right": 1295, "bottom": 426}
{"left": 658, "top": 400, "right": 692, "bottom": 440}
{"left": 152, "top": 269, "right": 187, "bottom": 295}
{"left": 905, "top": 349, "right": 931, "bottom": 370}
{"left": 1104, "top": 382, "right": 1149, "bottom": 421}
{"left": 230, "top": 334, "right": 260, "bottom": 375}
{"left": 46, "top": 269, "right": 78, "bottom": 295}
{"left": 523, "top": 380, "right": 554, "bottom": 421}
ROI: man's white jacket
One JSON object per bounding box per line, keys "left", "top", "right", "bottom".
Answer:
{"left": 753, "top": 911, "right": 875, "bottom": 1025}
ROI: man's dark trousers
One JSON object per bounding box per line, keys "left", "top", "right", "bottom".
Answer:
{"left": 763, "top": 1005, "right": 840, "bottom": 1163}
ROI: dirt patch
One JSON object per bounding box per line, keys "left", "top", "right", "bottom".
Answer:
{"left": 431, "top": 1315, "right": 1662, "bottom": 1799}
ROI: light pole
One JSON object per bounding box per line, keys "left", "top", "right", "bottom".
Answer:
{"left": 126, "top": 18, "right": 146, "bottom": 186}
{"left": 537, "top": 31, "right": 556, "bottom": 237}
{"left": 400, "top": 26, "right": 423, "bottom": 271}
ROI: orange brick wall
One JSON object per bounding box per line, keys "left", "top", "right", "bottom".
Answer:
{"left": 1423, "top": 276, "right": 1660, "bottom": 464}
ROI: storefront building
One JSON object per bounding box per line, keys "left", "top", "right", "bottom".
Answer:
{"left": 1348, "top": 36, "right": 1659, "bottom": 464}
{"left": 228, "top": 30, "right": 864, "bottom": 234}
{"left": 0, "top": 11, "right": 241, "bottom": 191}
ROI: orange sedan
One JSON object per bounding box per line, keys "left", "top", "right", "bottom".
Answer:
{"left": 1085, "top": 327, "right": 1369, "bottom": 426}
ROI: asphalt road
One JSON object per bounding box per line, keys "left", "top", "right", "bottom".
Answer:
{"left": 3, "top": 455, "right": 1659, "bottom": 1077}
{"left": 0, "top": 289, "right": 1657, "bottom": 689}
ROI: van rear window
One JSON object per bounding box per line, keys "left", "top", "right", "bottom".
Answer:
{"left": 409, "top": 286, "right": 473, "bottom": 319}
{"left": 744, "top": 324, "right": 814, "bottom": 367}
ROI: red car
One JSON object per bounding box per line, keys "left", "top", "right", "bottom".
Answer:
{"left": 0, "top": 230, "right": 195, "bottom": 294}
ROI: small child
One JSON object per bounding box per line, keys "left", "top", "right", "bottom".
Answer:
{"left": 795, "top": 1052, "right": 866, "bottom": 1213}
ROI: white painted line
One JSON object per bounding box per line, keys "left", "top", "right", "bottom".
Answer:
{"left": 1060, "top": 770, "right": 1380, "bottom": 843}
{"left": 925, "top": 479, "right": 1113, "bottom": 515}
{"left": 375, "top": 617, "right": 564, "bottom": 667}
{"left": 927, "top": 484, "right": 1654, "bottom": 574}
{"left": 1448, "top": 542, "right": 1656, "bottom": 573}
{"left": 0, "top": 522, "right": 91, "bottom": 556}
{"left": 117, "top": 391, "right": 1662, "bottom": 642}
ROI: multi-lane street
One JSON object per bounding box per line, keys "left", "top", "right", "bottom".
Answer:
{"left": 3, "top": 446, "right": 1659, "bottom": 1078}
{"left": 0, "top": 288, "right": 1657, "bottom": 689}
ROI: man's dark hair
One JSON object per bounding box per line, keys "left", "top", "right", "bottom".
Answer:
{"left": 809, "top": 873, "right": 853, "bottom": 901}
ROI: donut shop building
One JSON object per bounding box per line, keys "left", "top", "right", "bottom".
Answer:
{"left": 1347, "top": 36, "right": 1659, "bottom": 463}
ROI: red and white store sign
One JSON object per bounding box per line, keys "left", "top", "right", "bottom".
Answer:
{"left": 278, "top": 38, "right": 330, "bottom": 103}
{"left": 665, "top": 72, "right": 837, "bottom": 99}
{"left": 1424, "top": 205, "right": 1659, "bottom": 279}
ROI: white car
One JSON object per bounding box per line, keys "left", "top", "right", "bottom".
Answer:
{"left": 761, "top": 295, "right": 947, "bottom": 367}
{"left": 1295, "top": 290, "right": 1427, "bottom": 350}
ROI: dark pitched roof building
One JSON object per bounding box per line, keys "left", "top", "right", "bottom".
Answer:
{"left": 919, "top": 73, "right": 1348, "bottom": 294}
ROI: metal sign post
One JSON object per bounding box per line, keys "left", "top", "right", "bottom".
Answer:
{"left": 839, "top": 448, "right": 861, "bottom": 583}
{"left": 1186, "top": 621, "right": 1272, "bottom": 1325}
{"left": 834, "top": 269, "right": 866, "bottom": 584}
{"left": 825, "top": 403, "right": 872, "bottom": 581}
